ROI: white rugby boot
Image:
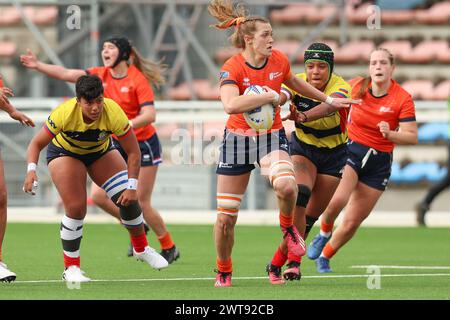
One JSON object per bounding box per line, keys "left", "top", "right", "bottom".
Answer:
{"left": 0, "top": 261, "right": 16, "bottom": 282}
{"left": 62, "top": 265, "right": 91, "bottom": 282}
{"left": 133, "top": 246, "right": 169, "bottom": 270}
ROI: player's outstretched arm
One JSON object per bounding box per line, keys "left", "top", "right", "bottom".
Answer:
{"left": 20, "top": 48, "right": 86, "bottom": 83}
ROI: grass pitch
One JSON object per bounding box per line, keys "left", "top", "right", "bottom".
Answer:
{"left": 1, "top": 223, "right": 450, "bottom": 300}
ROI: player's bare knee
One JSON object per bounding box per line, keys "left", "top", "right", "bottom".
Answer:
{"left": 274, "top": 179, "right": 297, "bottom": 202}
{"left": 64, "top": 204, "right": 87, "bottom": 218}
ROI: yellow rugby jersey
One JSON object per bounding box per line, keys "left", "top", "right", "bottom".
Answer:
{"left": 45, "top": 97, "right": 131, "bottom": 155}
{"left": 281, "top": 73, "right": 352, "bottom": 149}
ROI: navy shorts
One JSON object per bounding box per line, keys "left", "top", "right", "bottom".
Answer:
{"left": 346, "top": 140, "right": 393, "bottom": 191}
{"left": 216, "top": 128, "right": 290, "bottom": 176}
{"left": 46, "top": 140, "right": 114, "bottom": 167}
{"left": 290, "top": 134, "right": 348, "bottom": 178}
{"left": 112, "top": 133, "right": 162, "bottom": 167}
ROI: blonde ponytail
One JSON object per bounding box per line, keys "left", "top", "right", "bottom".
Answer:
{"left": 130, "top": 47, "right": 166, "bottom": 88}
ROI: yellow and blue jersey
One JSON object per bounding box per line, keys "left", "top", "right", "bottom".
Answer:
{"left": 281, "top": 73, "right": 352, "bottom": 149}
{"left": 45, "top": 97, "right": 131, "bottom": 155}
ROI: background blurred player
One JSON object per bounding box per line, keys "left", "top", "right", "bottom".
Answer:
{"left": 0, "top": 75, "right": 35, "bottom": 282}
{"left": 208, "top": 0, "right": 357, "bottom": 287}
{"left": 20, "top": 37, "right": 180, "bottom": 263}
{"left": 267, "top": 42, "right": 352, "bottom": 283}
{"left": 23, "top": 75, "right": 168, "bottom": 282}
{"left": 307, "top": 48, "right": 418, "bottom": 273}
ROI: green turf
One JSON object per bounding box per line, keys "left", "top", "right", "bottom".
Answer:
{"left": 1, "top": 223, "right": 449, "bottom": 300}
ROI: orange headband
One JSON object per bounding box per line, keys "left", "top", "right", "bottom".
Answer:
{"left": 216, "top": 17, "right": 246, "bottom": 29}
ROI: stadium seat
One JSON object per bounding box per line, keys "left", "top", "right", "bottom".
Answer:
{"left": 417, "top": 122, "right": 448, "bottom": 143}
{"left": 414, "top": 2, "right": 450, "bottom": 24}
{"left": 378, "top": 40, "right": 413, "bottom": 62}
{"left": 156, "top": 123, "right": 180, "bottom": 139}
{"left": 376, "top": 0, "right": 426, "bottom": 10}
{"left": 307, "top": 4, "right": 338, "bottom": 24}
{"left": 0, "top": 6, "right": 21, "bottom": 26}
{"left": 274, "top": 40, "right": 301, "bottom": 61}
{"left": 0, "top": 41, "right": 17, "bottom": 57}
{"left": 30, "top": 6, "right": 58, "bottom": 25}
{"left": 432, "top": 80, "right": 450, "bottom": 100}
{"left": 401, "top": 41, "right": 448, "bottom": 64}
{"left": 347, "top": 2, "right": 375, "bottom": 24}
{"left": 426, "top": 165, "right": 447, "bottom": 183}
{"left": 402, "top": 80, "right": 434, "bottom": 100}
{"left": 400, "top": 162, "right": 438, "bottom": 183}
{"left": 270, "top": 4, "right": 319, "bottom": 25}
{"left": 381, "top": 9, "right": 415, "bottom": 24}
{"left": 334, "top": 40, "right": 375, "bottom": 63}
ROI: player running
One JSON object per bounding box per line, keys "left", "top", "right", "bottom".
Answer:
{"left": 20, "top": 37, "right": 180, "bottom": 264}
{"left": 23, "top": 75, "right": 168, "bottom": 282}
{"left": 266, "top": 43, "right": 352, "bottom": 284}
{"left": 307, "top": 48, "right": 418, "bottom": 273}
{"left": 208, "top": 0, "right": 358, "bottom": 287}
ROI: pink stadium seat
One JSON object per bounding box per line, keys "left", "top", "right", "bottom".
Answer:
{"left": 0, "top": 6, "right": 21, "bottom": 26}
{"left": 415, "top": 2, "right": 450, "bottom": 24}
{"left": 308, "top": 5, "right": 338, "bottom": 24}
{"left": 432, "top": 80, "right": 450, "bottom": 100}
{"left": 335, "top": 40, "right": 375, "bottom": 63}
{"left": 347, "top": 3, "right": 373, "bottom": 24}
{"left": 381, "top": 9, "right": 415, "bottom": 24}
{"left": 273, "top": 40, "right": 301, "bottom": 60}
{"left": 32, "top": 6, "right": 58, "bottom": 25}
{"left": 436, "top": 42, "right": 450, "bottom": 63}
{"left": 270, "top": 4, "right": 319, "bottom": 24}
{"left": 0, "top": 41, "right": 17, "bottom": 57}
{"left": 402, "top": 40, "right": 448, "bottom": 64}
{"left": 378, "top": 40, "right": 413, "bottom": 62}
{"left": 402, "top": 80, "right": 434, "bottom": 100}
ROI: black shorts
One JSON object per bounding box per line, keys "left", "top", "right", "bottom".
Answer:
{"left": 46, "top": 140, "right": 114, "bottom": 167}
{"left": 112, "top": 133, "right": 162, "bottom": 167}
{"left": 290, "top": 134, "right": 348, "bottom": 178}
{"left": 216, "top": 128, "right": 290, "bottom": 176}
{"left": 346, "top": 140, "right": 393, "bottom": 191}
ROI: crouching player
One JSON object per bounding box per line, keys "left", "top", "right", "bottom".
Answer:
{"left": 22, "top": 75, "right": 168, "bottom": 282}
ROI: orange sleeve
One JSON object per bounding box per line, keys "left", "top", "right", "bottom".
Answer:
{"left": 399, "top": 94, "right": 416, "bottom": 122}
{"left": 85, "top": 66, "right": 104, "bottom": 76}
{"left": 0, "top": 75, "right": 4, "bottom": 88}
{"left": 135, "top": 76, "right": 154, "bottom": 108}
{"left": 219, "top": 59, "right": 239, "bottom": 87}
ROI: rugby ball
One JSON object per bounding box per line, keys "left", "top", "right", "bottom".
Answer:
{"left": 243, "top": 85, "right": 275, "bottom": 131}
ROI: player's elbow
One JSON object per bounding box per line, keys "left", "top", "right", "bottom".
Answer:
{"left": 223, "top": 103, "right": 237, "bottom": 115}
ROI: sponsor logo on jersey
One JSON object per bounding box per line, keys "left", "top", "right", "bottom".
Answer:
{"left": 379, "top": 106, "right": 394, "bottom": 113}
{"left": 269, "top": 71, "right": 283, "bottom": 80}
{"left": 120, "top": 86, "right": 130, "bottom": 93}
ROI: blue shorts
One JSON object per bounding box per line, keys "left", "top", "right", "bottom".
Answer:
{"left": 46, "top": 140, "right": 114, "bottom": 167}
{"left": 216, "top": 128, "right": 290, "bottom": 176}
{"left": 112, "top": 133, "right": 162, "bottom": 167}
{"left": 346, "top": 140, "right": 393, "bottom": 191}
{"left": 290, "top": 134, "right": 348, "bottom": 178}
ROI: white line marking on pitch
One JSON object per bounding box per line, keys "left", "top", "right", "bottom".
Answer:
{"left": 351, "top": 265, "right": 450, "bottom": 270}
{"left": 11, "top": 273, "right": 450, "bottom": 284}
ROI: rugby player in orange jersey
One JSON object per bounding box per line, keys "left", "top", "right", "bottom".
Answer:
{"left": 20, "top": 37, "right": 180, "bottom": 264}
{"left": 208, "top": 0, "right": 358, "bottom": 287}
{"left": 307, "top": 48, "right": 418, "bottom": 273}
{"left": 0, "top": 75, "right": 35, "bottom": 282}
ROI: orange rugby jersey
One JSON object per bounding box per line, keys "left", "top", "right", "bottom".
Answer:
{"left": 219, "top": 49, "right": 292, "bottom": 134}
{"left": 86, "top": 64, "right": 155, "bottom": 141}
{"left": 348, "top": 77, "right": 416, "bottom": 153}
